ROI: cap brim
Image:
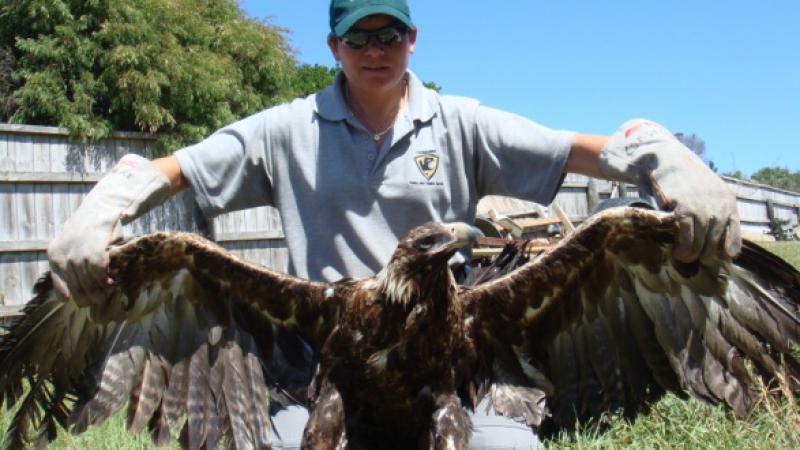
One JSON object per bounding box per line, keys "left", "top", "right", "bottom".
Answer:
{"left": 333, "top": 5, "right": 414, "bottom": 36}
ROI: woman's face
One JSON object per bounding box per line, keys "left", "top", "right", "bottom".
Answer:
{"left": 328, "top": 14, "right": 417, "bottom": 94}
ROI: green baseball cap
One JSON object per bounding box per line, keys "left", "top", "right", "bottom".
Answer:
{"left": 329, "top": 0, "right": 414, "bottom": 37}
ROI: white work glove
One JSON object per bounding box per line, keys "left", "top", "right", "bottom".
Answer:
{"left": 47, "top": 154, "right": 171, "bottom": 304}
{"left": 599, "top": 119, "right": 741, "bottom": 263}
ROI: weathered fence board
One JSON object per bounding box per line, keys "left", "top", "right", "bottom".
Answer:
{"left": 0, "top": 124, "right": 288, "bottom": 308}
{"left": 1, "top": 123, "right": 798, "bottom": 310}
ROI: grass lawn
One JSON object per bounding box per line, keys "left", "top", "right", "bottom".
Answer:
{"left": 760, "top": 240, "right": 800, "bottom": 268}
{"left": 3, "top": 242, "right": 800, "bottom": 449}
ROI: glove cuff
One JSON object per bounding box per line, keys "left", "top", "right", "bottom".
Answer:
{"left": 80, "top": 154, "right": 172, "bottom": 225}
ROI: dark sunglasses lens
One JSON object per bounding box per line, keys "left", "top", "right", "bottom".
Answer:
{"left": 341, "top": 26, "right": 404, "bottom": 49}
{"left": 342, "top": 32, "right": 369, "bottom": 49}
{"left": 376, "top": 28, "right": 403, "bottom": 45}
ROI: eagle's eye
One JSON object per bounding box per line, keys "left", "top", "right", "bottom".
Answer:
{"left": 416, "top": 236, "right": 438, "bottom": 250}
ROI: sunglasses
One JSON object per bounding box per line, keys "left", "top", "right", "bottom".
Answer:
{"left": 340, "top": 25, "right": 407, "bottom": 50}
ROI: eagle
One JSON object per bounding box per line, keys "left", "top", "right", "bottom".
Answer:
{"left": 1, "top": 207, "right": 799, "bottom": 449}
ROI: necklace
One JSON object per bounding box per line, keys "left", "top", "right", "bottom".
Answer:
{"left": 344, "top": 78, "right": 408, "bottom": 142}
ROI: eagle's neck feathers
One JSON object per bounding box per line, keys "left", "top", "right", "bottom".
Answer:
{"left": 373, "top": 258, "right": 457, "bottom": 312}
{"left": 373, "top": 260, "right": 420, "bottom": 305}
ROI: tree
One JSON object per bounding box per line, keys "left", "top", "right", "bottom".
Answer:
{"left": 0, "top": 46, "right": 16, "bottom": 119}
{"left": 674, "top": 132, "right": 706, "bottom": 158}
{"left": 750, "top": 167, "right": 800, "bottom": 192}
{"left": 423, "top": 80, "right": 442, "bottom": 92}
{"left": 291, "top": 64, "right": 338, "bottom": 98}
{"left": 722, "top": 170, "right": 748, "bottom": 180}
{"left": 1, "top": 0, "right": 298, "bottom": 150}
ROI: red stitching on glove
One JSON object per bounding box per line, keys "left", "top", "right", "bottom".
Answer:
{"left": 624, "top": 121, "right": 655, "bottom": 138}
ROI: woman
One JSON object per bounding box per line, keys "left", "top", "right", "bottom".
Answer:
{"left": 47, "top": 0, "right": 740, "bottom": 447}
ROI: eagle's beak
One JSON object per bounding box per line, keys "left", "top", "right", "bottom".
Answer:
{"left": 444, "top": 222, "right": 484, "bottom": 250}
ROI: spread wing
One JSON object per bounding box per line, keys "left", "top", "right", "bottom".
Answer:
{"left": 461, "top": 207, "right": 800, "bottom": 433}
{"left": 0, "top": 232, "right": 342, "bottom": 449}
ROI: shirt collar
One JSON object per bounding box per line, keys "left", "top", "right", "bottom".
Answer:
{"left": 314, "top": 70, "right": 437, "bottom": 123}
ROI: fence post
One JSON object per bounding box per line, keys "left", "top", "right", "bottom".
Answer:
{"left": 586, "top": 178, "right": 600, "bottom": 213}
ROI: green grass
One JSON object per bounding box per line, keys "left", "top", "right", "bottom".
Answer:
{"left": 0, "top": 406, "right": 172, "bottom": 450}
{"left": 3, "top": 242, "right": 800, "bottom": 449}
{"left": 548, "top": 381, "right": 800, "bottom": 449}
{"left": 760, "top": 240, "right": 800, "bottom": 268}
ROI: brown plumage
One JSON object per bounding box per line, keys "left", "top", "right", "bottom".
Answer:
{"left": 1, "top": 207, "right": 799, "bottom": 449}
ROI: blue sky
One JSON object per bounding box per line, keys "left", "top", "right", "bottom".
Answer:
{"left": 240, "top": 1, "right": 799, "bottom": 176}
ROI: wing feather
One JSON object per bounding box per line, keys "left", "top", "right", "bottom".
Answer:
{"left": 463, "top": 207, "right": 800, "bottom": 432}
{"left": 221, "top": 332, "right": 254, "bottom": 450}
{"left": 186, "top": 342, "right": 210, "bottom": 450}
{"left": 0, "top": 231, "right": 340, "bottom": 448}
{"left": 127, "top": 352, "right": 168, "bottom": 433}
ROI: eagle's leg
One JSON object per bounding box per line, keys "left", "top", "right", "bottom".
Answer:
{"left": 301, "top": 379, "right": 347, "bottom": 450}
{"left": 426, "top": 392, "right": 471, "bottom": 450}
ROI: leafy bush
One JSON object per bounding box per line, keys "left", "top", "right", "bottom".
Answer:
{"left": 1, "top": 0, "right": 303, "bottom": 150}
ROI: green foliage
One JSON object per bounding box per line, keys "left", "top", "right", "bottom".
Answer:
{"left": 761, "top": 241, "right": 800, "bottom": 267}
{"left": 723, "top": 170, "right": 748, "bottom": 180}
{"left": 292, "top": 64, "right": 338, "bottom": 98}
{"left": 423, "top": 80, "right": 442, "bottom": 92}
{"left": 751, "top": 166, "right": 800, "bottom": 192}
{"left": 768, "top": 217, "right": 792, "bottom": 241}
{"left": 1, "top": 0, "right": 299, "bottom": 150}
{"left": 674, "top": 131, "right": 718, "bottom": 172}
{"left": 0, "top": 46, "right": 15, "bottom": 118}
{"left": 674, "top": 132, "right": 706, "bottom": 157}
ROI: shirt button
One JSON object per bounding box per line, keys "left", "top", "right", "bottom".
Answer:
{"left": 367, "top": 153, "right": 375, "bottom": 161}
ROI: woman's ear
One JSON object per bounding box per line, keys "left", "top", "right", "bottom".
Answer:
{"left": 327, "top": 35, "right": 340, "bottom": 62}
{"left": 408, "top": 27, "right": 417, "bottom": 54}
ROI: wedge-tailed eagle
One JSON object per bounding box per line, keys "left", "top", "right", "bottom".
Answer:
{"left": 1, "top": 207, "right": 799, "bottom": 449}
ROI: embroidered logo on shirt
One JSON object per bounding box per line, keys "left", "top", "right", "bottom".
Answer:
{"left": 414, "top": 154, "right": 439, "bottom": 180}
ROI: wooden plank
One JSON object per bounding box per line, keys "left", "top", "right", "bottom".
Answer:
{"left": 19, "top": 252, "right": 40, "bottom": 305}
{"left": 12, "top": 133, "right": 34, "bottom": 172}
{"left": 67, "top": 183, "right": 86, "bottom": 224}
{"left": 552, "top": 203, "right": 576, "bottom": 235}
{"left": 0, "top": 304, "right": 24, "bottom": 318}
{"left": 267, "top": 206, "right": 283, "bottom": 231}
{"left": 553, "top": 191, "right": 590, "bottom": 219}
{"left": 0, "top": 183, "right": 13, "bottom": 242}
{"left": 733, "top": 197, "right": 799, "bottom": 209}
{"left": 32, "top": 134, "right": 50, "bottom": 172}
{"left": 723, "top": 176, "right": 800, "bottom": 197}
{"left": 0, "top": 253, "right": 22, "bottom": 307}
{"left": 96, "top": 139, "right": 118, "bottom": 173}
{"left": 16, "top": 184, "right": 36, "bottom": 241}
{"left": 476, "top": 237, "right": 553, "bottom": 248}
{"left": 514, "top": 217, "right": 562, "bottom": 229}
{"left": 34, "top": 183, "right": 53, "bottom": 240}
{"left": 0, "top": 132, "right": 11, "bottom": 171}
{"left": 0, "top": 123, "right": 157, "bottom": 140}
{"left": 51, "top": 184, "right": 72, "bottom": 234}
{"left": 48, "top": 134, "right": 69, "bottom": 173}
{"left": 0, "top": 171, "right": 102, "bottom": 183}
{"left": 0, "top": 240, "right": 50, "bottom": 253}
{"left": 473, "top": 245, "right": 552, "bottom": 258}
{"left": 215, "top": 231, "right": 286, "bottom": 243}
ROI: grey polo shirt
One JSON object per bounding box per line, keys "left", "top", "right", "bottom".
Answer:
{"left": 175, "top": 71, "right": 574, "bottom": 282}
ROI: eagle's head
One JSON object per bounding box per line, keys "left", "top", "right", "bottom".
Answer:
{"left": 375, "top": 222, "right": 483, "bottom": 305}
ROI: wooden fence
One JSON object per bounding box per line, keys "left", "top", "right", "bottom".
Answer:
{"left": 2, "top": 124, "right": 798, "bottom": 312}
{"left": 0, "top": 124, "right": 287, "bottom": 314}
